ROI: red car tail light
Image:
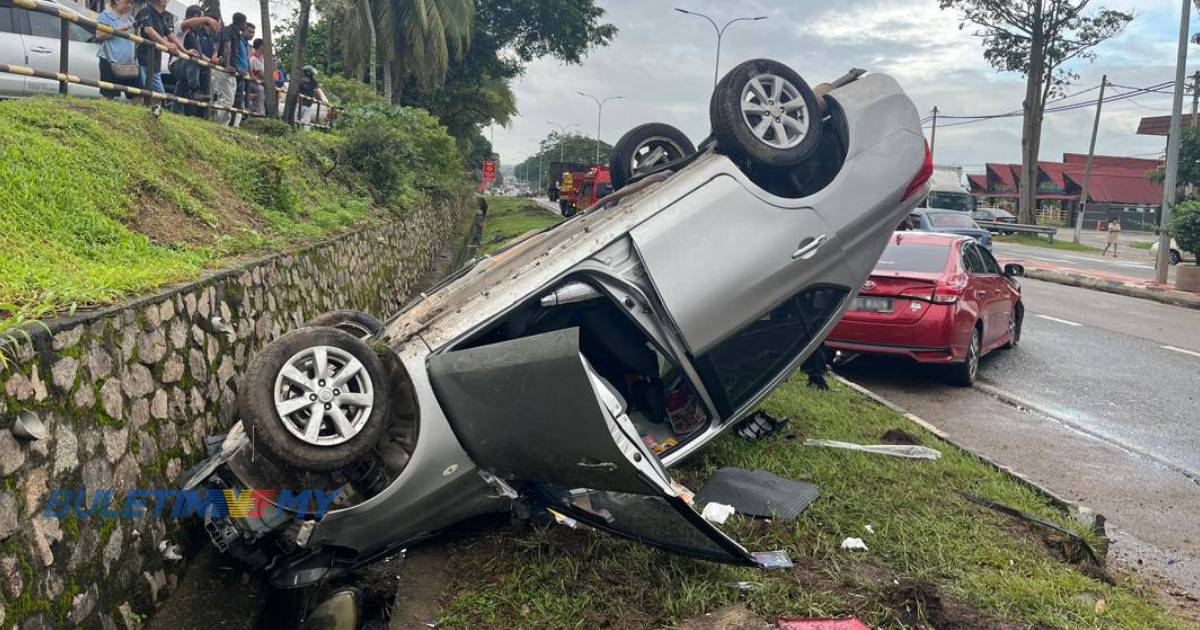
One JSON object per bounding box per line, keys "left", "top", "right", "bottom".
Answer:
{"left": 902, "top": 140, "right": 933, "bottom": 200}
{"left": 932, "top": 272, "right": 969, "bottom": 304}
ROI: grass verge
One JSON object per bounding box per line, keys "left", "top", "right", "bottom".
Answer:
{"left": 434, "top": 376, "right": 1190, "bottom": 629}
{"left": 480, "top": 196, "right": 561, "bottom": 254}
{"left": 1128, "top": 241, "right": 1154, "bottom": 251}
{"left": 993, "top": 234, "right": 1101, "bottom": 252}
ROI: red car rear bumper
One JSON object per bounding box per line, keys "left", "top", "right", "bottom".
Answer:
{"left": 825, "top": 306, "right": 969, "bottom": 364}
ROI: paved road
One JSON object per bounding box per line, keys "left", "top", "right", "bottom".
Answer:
{"left": 993, "top": 240, "right": 1177, "bottom": 283}
{"left": 838, "top": 277, "right": 1200, "bottom": 592}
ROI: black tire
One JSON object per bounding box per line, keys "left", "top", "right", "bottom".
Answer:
{"left": 548, "top": 187, "right": 559, "bottom": 202}
{"left": 1169, "top": 249, "right": 1182, "bottom": 266}
{"left": 240, "top": 327, "right": 391, "bottom": 471}
{"left": 710, "top": 58, "right": 823, "bottom": 168}
{"left": 609, "top": 122, "right": 696, "bottom": 190}
{"left": 305, "top": 310, "right": 384, "bottom": 339}
{"left": 946, "top": 327, "right": 981, "bottom": 387}
{"left": 1004, "top": 305, "right": 1022, "bottom": 349}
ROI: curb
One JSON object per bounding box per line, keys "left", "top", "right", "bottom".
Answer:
{"left": 1023, "top": 267, "right": 1200, "bottom": 311}
{"left": 834, "top": 374, "right": 1104, "bottom": 526}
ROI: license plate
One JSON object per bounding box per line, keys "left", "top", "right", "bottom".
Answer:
{"left": 851, "top": 296, "right": 894, "bottom": 312}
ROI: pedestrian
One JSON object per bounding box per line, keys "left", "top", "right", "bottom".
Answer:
{"left": 174, "top": 5, "right": 218, "bottom": 116}
{"left": 94, "top": 0, "right": 139, "bottom": 99}
{"left": 212, "top": 12, "right": 247, "bottom": 125}
{"left": 134, "top": 0, "right": 187, "bottom": 112}
{"left": 294, "top": 65, "right": 329, "bottom": 130}
{"left": 229, "top": 22, "right": 254, "bottom": 126}
{"left": 1102, "top": 217, "right": 1122, "bottom": 257}
{"left": 248, "top": 38, "right": 265, "bottom": 115}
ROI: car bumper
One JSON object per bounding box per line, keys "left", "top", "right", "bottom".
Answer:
{"left": 825, "top": 338, "right": 960, "bottom": 363}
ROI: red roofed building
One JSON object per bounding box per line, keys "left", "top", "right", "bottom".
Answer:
{"left": 970, "top": 154, "right": 1163, "bottom": 229}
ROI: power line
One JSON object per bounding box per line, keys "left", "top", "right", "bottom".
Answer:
{"left": 921, "top": 80, "right": 1179, "bottom": 130}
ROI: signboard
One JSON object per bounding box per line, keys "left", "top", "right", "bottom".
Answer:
{"left": 482, "top": 161, "right": 497, "bottom": 182}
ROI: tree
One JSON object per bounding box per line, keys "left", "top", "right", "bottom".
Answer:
{"left": 1169, "top": 200, "right": 1200, "bottom": 262}
{"left": 260, "top": 0, "right": 278, "bottom": 116}
{"left": 939, "top": 0, "right": 1132, "bottom": 224}
{"left": 284, "top": 0, "right": 314, "bottom": 124}
{"left": 513, "top": 132, "right": 614, "bottom": 186}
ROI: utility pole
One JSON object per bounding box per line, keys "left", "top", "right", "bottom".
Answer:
{"left": 929, "top": 106, "right": 939, "bottom": 160}
{"left": 674, "top": 9, "right": 768, "bottom": 88}
{"left": 1192, "top": 70, "right": 1200, "bottom": 127}
{"left": 1073, "top": 75, "right": 1107, "bottom": 245}
{"left": 577, "top": 93, "right": 624, "bottom": 164}
{"left": 1157, "top": 0, "right": 1190, "bottom": 284}
{"left": 537, "top": 152, "right": 544, "bottom": 194}
{"left": 548, "top": 121, "right": 579, "bottom": 163}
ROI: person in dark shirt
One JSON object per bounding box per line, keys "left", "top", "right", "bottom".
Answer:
{"left": 134, "top": 0, "right": 185, "bottom": 100}
{"left": 175, "top": 5, "right": 218, "bottom": 117}
{"left": 295, "top": 65, "right": 330, "bottom": 130}
{"left": 212, "top": 12, "right": 247, "bottom": 125}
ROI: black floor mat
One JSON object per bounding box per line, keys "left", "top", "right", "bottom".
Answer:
{"left": 695, "top": 467, "right": 820, "bottom": 520}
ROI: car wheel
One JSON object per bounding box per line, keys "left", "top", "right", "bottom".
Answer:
{"left": 305, "top": 310, "right": 384, "bottom": 339}
{"left": 709, "top": 58, "right": 823, "bottom": 169}
{"left": 1170, "top": 249, "right": 1182, "bottom": 266}
{"left": 239, "top": 327, "right": 391, "bottom": 471}
{"left": 1004, "top": 305, "right": 1022, "bottom": 349}
{"left": 946, "top": 327, "right": 980, "bottom": 387}
{"left": 609, "top": 122, "right": 696, "bottom": 190}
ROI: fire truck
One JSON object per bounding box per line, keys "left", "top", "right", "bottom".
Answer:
{"left": 557, "top": 166, "right": 611, "bottom": 217}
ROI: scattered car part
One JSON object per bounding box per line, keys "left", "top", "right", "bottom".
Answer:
{"left": 305, "top": 310, "right": 385, "bottom": 339}
{"left": 239, "top": 327, "right": 392, "bottom": 471}
{"left": 777, "top": 618, "right": 871, "bottom": 630}
{"left": 701, "top": 502, "right": 736, "bottom": 524}
{"left": 295, "top": 587, "right": 360, "bottom": 630}
{"left": 804, "top": 439, "right": 941, "bottom": 460}
{"left": 750, "top": 550, "right": 794, "bottom": 569}
{"left": 961, "top": 492, "right": 1103, "bottom": 566}
{"left": 710, "top": 58, "right": 823, "bottom": 168}
{"left": 734, "top": 410, "right": 789, "bottom": 441}
{"left": 695, "top": 467, "right": 820, "bottom": 520}
{"left": 840, "top": 537, "right": 869, "bottom": 551}
{"left": 609, "top": 122, "right": 696, "bottom": 190}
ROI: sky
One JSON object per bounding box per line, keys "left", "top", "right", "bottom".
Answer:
{"left": 484, "top": 0, "right": 1194, "bottom": 174}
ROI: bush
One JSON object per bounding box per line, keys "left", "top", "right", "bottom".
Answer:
{"left": 321, "top": 75, "right": 387, "bottom": 108}
{"left": 240, "top": 116, "right": 293, "bottom": 138}
{"left": 1169, "top": 200, "right": 1200, "bottom": 264}
{"left": 341, "top": 105, "right": 462, "bottom": 204}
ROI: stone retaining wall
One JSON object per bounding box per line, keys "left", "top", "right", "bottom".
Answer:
{"left": 0, "top": 197, "right": 473, "bottom": 629}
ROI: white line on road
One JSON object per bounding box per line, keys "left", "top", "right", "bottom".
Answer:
{"left": 1034, "top": 314, "right": 1082, "bottom": 327}
{"left": 1161, "top": 345, "right": 1200, "bottom": 359}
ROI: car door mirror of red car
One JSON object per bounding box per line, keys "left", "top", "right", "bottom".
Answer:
{"left": 1003, "top": 263, "right": 1025, "bottom": 277}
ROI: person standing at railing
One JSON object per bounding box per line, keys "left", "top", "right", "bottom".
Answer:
{"left": 95, "top": 0, "right": 139, "bottom": 99}
{"left": 295, "top": 65, "right": 329, "bottom": 131}
{"left": 175, "top": 5, "right": 218, "bottom": 117}
{"left": 135, "top": 0, "right": 186, "bottom": 112}
{"left": 229, "top": 22, "right": 253, "bottom": 127}
{"left": 212, "top": 12, "right": 246, "bottom": 125}
{"left": 248, "top": 38, "right": 265, "bottom": 115}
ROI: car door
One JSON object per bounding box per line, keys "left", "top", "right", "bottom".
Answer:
{"left": 0, "top": 5, "right": 26, "bottom": 96}
{"left": 427, "top": 328, "right": 763, "bottom": 565}
{"left": 976, "top": 246, "right": 1014, "bottom": 343}
{"left": 21, "top": 7, "right": 100, "bottom": 97}
{"left": 960, "top": 242, "right": 1002, "bottom": 345}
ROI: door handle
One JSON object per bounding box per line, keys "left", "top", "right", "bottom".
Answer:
{"left": 792, "top": 234, "right": 828, "bottom": 260}
{"left": 29, "top": 47, "right": 54, "bottom": 54}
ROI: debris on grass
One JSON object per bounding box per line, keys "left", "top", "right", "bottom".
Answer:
{"left": 804, "top": 438, "right": 941, "bottom": 460}
{"left": 961, "top": 492, "right": 1104, "bottom": 566}
{"left": 880, "top": 428, "right": 923, "bottom": 445}
{"left": 840, "top": 537, "right": 869, "bottom": 551}
{"left": 734, "top": 410, "right": 790, "bottom": 441}
{"left": 694, "top": 467, "right": 820, "bottom": 520}
{"left": 700, "top": 502, "right": 735, "bottom": 524}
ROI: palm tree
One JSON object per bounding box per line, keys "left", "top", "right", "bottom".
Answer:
{"left": 340, "top": 0, "right": 473, "bottom": 103}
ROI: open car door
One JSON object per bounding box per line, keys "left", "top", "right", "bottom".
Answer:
{"left": 428, "top": 328, "right": 761, "bottom": 565}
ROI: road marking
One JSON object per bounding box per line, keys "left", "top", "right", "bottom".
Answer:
{"left": 1161, "top": 345, "right": 1200, "bottom": 359}
{"left": 1034, "top": 314, "right": 1082, "bottom": 327}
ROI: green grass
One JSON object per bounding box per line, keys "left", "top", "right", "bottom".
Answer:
{"left": 480, "top": 196, "right": 561, "bottom": 254}
{"left": 0, "top": 97, "right": 386, "bottom": 333}
{"left": 1128, "top": 241, "right": 1154, "bottom": 251}
{"left": 993, "top": 234, "right": 1101, "bottom": 252}
{"left": 434, "top": 377, "right": 1188, "bottom": 629}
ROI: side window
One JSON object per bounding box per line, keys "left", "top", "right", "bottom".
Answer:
{"left": 580, "top": 183, "right": 594, "bottom": 201}
{"left": 28, "top": 10, "right": 93, "bottom": 41}
{"left": 694, "top": 286, "right": 848, "bottom": 416}
{"left": 0, "top": 7, "right": 15, "bottom": 34}
{"left": 978, "top": 247, "right": 1002, "bottom": 275}
{"left": 961, "top": 243, "right": 986, "bottom": 275}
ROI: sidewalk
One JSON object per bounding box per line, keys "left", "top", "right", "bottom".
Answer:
{"left": 996, "top": 253, "right": 1200, "bottom": 310}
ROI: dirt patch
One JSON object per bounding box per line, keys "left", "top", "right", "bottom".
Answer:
{"left": 144, "top": 548, "right": 265, "bottom": 630}
{"left": 124, "top": 168, "right": 269, "bottom": 248}
{"left": 880, "top": 428, "right": 924, "bottom": 445}
{"left": 678, "top": 605, "right": 772, "bottom": 629}
{"left": 881, "top": 578, "right": 999, "bottom": 630}
{"left": 389, "top": 545, "right": 452, "bottom": 629}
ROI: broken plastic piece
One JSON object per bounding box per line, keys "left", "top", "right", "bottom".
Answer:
{"left": 751, "top": 549, "right": 793, "bottom": 569}
{"left": 804, "top": 438, "right": 941, "bottom": 460}
{"left": 864, "top": 524, "right": 875, "bottom": 534}
{"left": 734, "top": 410, "right": 789, "bottom": 441}
{"left": 546, "top": 508, "right": 578, "bottom": 529}
{"left": 777, "top": 618, "right": 871, "bottom": 630}
{"left": 840, "top": 537, "right": 868, "bottom": 551}
{"left": 158, "top": 540, "right": 183, "bottom": 561}
{"left": 700, "top": 502, "right": 736, "bottom": 525}
{"left": 695, "top": 467, "right": 819, "bottom": 520}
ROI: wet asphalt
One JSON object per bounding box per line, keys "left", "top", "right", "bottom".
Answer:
{"left": 839, "top": 277, "right": 1200, "bottom": 592}
{"left": 993, "top": 240, "right": 1177, "bottom": 283}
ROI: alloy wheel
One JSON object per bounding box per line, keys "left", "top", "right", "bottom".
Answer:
{"left": 739, "top": 73, "right": 810, "bottom": 149}
{"left": 272, "top": 345, "right": 374, "bottom": 446}
{"left": 967, "top": 331, "right": 980, "bottom": 381}
{"left": 630, "top": 136, "right": 688, "bottom": 175}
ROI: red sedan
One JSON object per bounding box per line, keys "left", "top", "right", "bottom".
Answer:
{"left": 825, "top": 232, "right": 1024, "bottom": 385}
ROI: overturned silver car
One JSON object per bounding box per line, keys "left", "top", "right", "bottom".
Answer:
{"left": 186, "top": 59, "right": 931, "bottom": 588}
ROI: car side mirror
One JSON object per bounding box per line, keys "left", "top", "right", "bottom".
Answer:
{"left": 1003, "top": 263, "right": 1025, "bottom": 277}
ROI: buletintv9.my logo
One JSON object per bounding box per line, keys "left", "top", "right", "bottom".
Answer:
{"left": 42, "top": 488, "right": 341, "bottom": 519}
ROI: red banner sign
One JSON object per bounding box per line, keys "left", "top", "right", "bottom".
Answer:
{"left": 482, "top": 160, "right": 497, "bottom": 182}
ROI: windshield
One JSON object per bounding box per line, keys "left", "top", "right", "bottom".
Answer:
{"left": 927, "top": 192, "right": 972, "bottom": 212}
{"left": 875, "top": 242, "right": 950, "bottom": 273}
{"left": 928, "top": 213, "right": 977, "bottom": 228}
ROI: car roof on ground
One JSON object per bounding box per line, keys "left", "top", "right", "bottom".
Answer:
{"left": 890, "top": 231, "right": 966, "bottom": 246}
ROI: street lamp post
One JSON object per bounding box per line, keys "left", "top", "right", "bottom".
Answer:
{"left": 1156, "top": 0, "right": 1190, "bottom": 284}
{"left": 548, "top": 121, "right": 579, "bottom": 163}
{"left": 674, "top": 8, "right": 767, "bottom": 88}
{"left": 577, "top": 93, "right": 624, "bottom": 164}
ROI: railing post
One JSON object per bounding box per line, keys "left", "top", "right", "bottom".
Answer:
{"left": 314, "top": 100, "right": 321, "bottom": 129}
{"left": 58, "top": 18, "right": 69, "bottom": 95}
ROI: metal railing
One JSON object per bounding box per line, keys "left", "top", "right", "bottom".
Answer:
{"left": 1, "top": 0, "right": 341, "bottom": 128}
{"left": 976, "top": 220, "right": 1059, "bottom": 242}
